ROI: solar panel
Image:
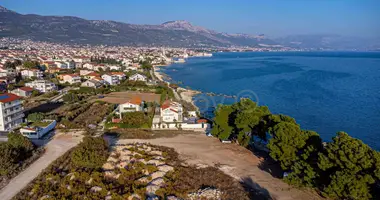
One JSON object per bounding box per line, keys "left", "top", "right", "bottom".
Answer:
{"left": 0, "top": 95, "right": 9, "bottom": 100}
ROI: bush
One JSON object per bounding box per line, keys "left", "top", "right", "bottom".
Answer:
{"left": 27, "top": 112, "right": 44, "bottom": 122}
{"left": 7, "top": 133, "right": 34, "bottom": 152}
{"left": 71, "top": 137, "right": 109, "bottom": 169}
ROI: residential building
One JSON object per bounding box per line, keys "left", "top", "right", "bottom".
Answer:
{"left": 54, "top": 61, "right": 68, "bottom": 69}
{"left": 101, "top": 74, "right": 120, "bottom": 85}
{"left": 21, "top": 69, "right": 43, "bottom": 79}
{"left": 0, "top": 93, "right": 24, "bottom": 131}
{"left": 119, "top": 97, "right": 142, "bottom": 113}
{"left": 81, "top": 79, "right": 102, "bottom": 88}
{"left": 84, "top": 72, "right": 101, "bottom": 80}
{"left": 160, "top": 100, "right": 183, "bottom": 122}
{"left": 111, "top": 72, "right": 126, "bottom": 80}
{"left": 10, "top": 86, "right": 35, "bottom": 97}
{"left": 25, "top": 80, "right": 57, "bottom": 93}
{"left": 59, "top": 74, "right": 81, "bottom": 84}
{"left": 129, "top": 73, "right": 147, "bottom": 82}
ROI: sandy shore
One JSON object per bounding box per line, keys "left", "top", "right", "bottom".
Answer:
{"left": 153, "top": 65, "right": 200, "bottom": 111}
{"left": 153, "top": 65, "right": 165, "bottom": 81}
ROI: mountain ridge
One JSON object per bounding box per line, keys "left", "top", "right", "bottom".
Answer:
{"left": 0, "top": 5, "right": 276, "bottom": 47}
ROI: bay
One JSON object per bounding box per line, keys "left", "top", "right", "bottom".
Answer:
{"left": 161, "top": 52, "right": 380, "bottom": 150}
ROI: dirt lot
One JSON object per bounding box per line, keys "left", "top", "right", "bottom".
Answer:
{"left": 98, "top": 91, "right": 161, "bottom": 104}
{"left": 112, "top": 133, "right": 324, "bottom": 200}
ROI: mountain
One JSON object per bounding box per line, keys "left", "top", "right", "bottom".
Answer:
{"left": 275, "top": 34, "right": 380, "bottom": 50}
{"left": 0, "top": 6, "right": 276, "bottom": 47}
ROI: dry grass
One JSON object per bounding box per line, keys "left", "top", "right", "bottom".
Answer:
{"left": 97, "top": 91, "right": 161, "bottom": 104}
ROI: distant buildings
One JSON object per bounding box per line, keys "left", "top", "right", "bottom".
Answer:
{"left": 0, "top": 93, "right": 24, "bottom": 131}
{"left": 25, "top": 80, "right": 57, "bottom": 93}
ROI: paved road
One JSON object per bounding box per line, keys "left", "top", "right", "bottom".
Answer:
{"left": 0, "top": 134, "right": 82, "bottom": 200}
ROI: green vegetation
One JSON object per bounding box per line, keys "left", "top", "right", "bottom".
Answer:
{"left": 23, "top": 60, "right": 40, "bottom": 69}
{"left": 14, "top": 141, "right": 251, "bottom": 199}
{"left": 71, "top": 137, "right": 109, "bottom": 169}
{"left": 104, "top": 129, "right": 196, "bottom": 139}
{"left": 211, "top": 98, "right": 380, "bottom": 199}
{"left": 0, "top": 134, "right": 43, "bottom": 188}
{"left": 62, "top": 93, "right": 82, "bottom": 103}
{"left": 27, "top": 112, "right": 44, "bottom": 122}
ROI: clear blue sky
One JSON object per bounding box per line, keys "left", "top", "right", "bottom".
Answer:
{"left": 2, "top": 0, "right": 379, "bottom": 38}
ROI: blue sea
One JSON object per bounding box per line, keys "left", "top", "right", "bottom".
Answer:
{"left": 161, "top": 52, "right": 380, "bottom": 150}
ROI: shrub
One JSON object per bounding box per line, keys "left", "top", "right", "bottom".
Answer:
{"left": 71, "top": 137, "right": 109, "bottom": 169}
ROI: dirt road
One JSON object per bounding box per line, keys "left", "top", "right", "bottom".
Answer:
{"left": 0, "top": 133, "right": 82, "bottom": 200}
{"left": 115, "top": 133, "right": 324, "bottom": 200}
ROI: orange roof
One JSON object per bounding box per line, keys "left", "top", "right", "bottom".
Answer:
{"left": 111, "top": 72, "right": 125, "bottom": 75}
{"left": 87, "top": 72, "right": 100, "bottom": 77}
{"left": 124, "top": 96, "right": 142, "bottom": 105}
{"left": 0, "top": 93, "right": 22, "bottom": 103}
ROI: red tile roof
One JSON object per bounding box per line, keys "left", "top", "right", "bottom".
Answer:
{"left": 0, "top": 93, "right": 22, "bottom": 103}
{"left": 19, "top": 86, "right": 34, "bottom": 92}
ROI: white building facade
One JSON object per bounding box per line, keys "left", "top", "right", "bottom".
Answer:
{"left": 25, "top": 80, "right": 57, "bottom": 93}
{"left": 0, "top": 93, "right": 24, "bottom": 131}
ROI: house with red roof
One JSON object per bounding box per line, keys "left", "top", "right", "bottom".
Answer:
{"left": 160, "top": 100, "right": 183, "bottom": 122}
{"left": 10, "top": 86, "right": 35, "bottom": 97}
{"left": 119, "top": 97, "right": 143, "bottom": 113}
{"left": 0, "top": 93, "right": 24, "bottom": 131}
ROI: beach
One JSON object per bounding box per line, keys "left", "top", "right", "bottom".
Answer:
{"left": 153, "top": 65, "right": 200, "bottom": 111}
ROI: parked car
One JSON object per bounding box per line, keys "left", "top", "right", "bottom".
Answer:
{"left": 221, "top": 140, "right": 232, "bottom": 144}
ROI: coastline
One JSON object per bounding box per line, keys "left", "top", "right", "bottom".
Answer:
{"left": 153, "top": 65, "right": 200, "bottom": 111}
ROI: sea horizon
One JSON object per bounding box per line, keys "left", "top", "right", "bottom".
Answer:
{"left": 162, "top": 51, "right": 380, "bottom": 150}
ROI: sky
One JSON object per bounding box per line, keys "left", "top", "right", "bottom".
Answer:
{"left": 1, "top": 0, "right": 380, "bottom": 38}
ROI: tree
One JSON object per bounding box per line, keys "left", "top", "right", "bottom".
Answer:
{"left": 267, "top": 122, "right": 307, "bottom": 170}
{"left": 7, "top": 133, "right": 34, "bottom": 153}
{"left": 284, "top": 130, "right": 322, "bottom": 187}
{"left": 232, "top": 99, "right": 270, "bottom": 146}
{"left": 211, "top": 105, "right": 234, "bottom": 140}
{"left": 27, "top": 112, "right": 44, "bottom": 122}
{"left": 0, "top": 143, "right": 19, "bottom": 175}
{"left": 71, "top": 137, "right": 108, "bottom": 169}
{"left": 317, "top": 132, "right": 379, "bottom": 199}
{"left": 31, "top": 90, "right": 40, "bottom": 97}
{"left": 23, "top": 61, "right": 39, "bottom": 69}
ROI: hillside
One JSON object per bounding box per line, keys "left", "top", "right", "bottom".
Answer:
{"left": 0, "top": 6, "right": 276, "bottom": 47}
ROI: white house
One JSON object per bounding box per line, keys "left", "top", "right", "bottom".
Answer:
{"left": 119, "top": 97, "right": 142, "bottom": 113}
{"left": 21, "top": 69, "right": 43, "bottom": 79}
{"left": 111, "top": 72, "right": 126, "bottom": 80}
{"left": 160, "top": 100, "right": 183, "bottom": 122}
{"left": 25, "top": 80, "right": 57, "bottom": 93}
{"left": 10, "top": 86, "right": 35, "bottom": 97}
{"left": 81, "top": 79, "right": 102, "bottom": 88}
{"left": 109, "top": 65, "right": 122, "bottom": 71}
{"left": 129, "top": 73, "right": 147, "bottom": 82}
{"left": 54, "top": 61, "right": 68, "bottom": 69}
{"left": 60, "top": 74, "right": 81, "bottom": 85}
{"left": 101, "top": 74, "right": 120, "bottom": 85}
{"left": 0, "top": 93, "right": 24, "bottom": 131}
